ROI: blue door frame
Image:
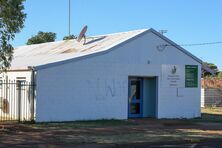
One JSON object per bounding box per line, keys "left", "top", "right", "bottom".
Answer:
{"left": 128, "top": 78, "right": 143, "bottom": 118}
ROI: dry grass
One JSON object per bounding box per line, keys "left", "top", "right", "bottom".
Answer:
{"left": 202, "top": 107, "right": 222, "bottom": 115}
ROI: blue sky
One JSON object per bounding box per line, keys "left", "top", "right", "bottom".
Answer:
{"left": 12, "top": 0, "right": 222, "bottom": 70}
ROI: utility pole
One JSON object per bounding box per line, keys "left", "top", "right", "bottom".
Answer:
{"left": 68, "top": 0, "right": 71, "bottom": 36}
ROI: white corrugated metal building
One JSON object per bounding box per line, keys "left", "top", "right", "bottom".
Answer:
{"left": 0, "top": 28, "right": 202, "bottom": 122}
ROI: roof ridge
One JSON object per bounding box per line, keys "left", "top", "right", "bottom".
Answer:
{"left": 15, "top": 28, "right": 149, "bottom": 49}
{"left": 89, "top": 28, "right": 149, "bottom": 38}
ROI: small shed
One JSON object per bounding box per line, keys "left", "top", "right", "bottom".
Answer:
{"left": 0, "top": 28, "right": 202, "bottom": 122}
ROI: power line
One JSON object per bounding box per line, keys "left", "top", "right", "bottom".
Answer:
{"left": 156, "top": 41, "right": 222, "bottom": 52}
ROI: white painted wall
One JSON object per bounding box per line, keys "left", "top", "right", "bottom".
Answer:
{"left": 0, "top": 71, "right": 32, "bottom": 81}
{"left": 36, "top": 31, "right": 201, "bottom": 122}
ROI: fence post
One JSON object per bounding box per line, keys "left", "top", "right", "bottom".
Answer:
{"left": 17, "top": 81, "right": 21, "bottom": 122}
{"left": 31, "top": 82, "right": 35, "bottom": 121}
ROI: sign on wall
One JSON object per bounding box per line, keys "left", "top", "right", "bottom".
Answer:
{"left": 162, "top": 65, "right": 185, "bottom": 87}
{"left": 185, "top": 65, "right": 198, "bottom": 88}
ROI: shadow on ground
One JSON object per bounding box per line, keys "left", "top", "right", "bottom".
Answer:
{"left": 0, "top": 112, "right": 222, "bottom": 147}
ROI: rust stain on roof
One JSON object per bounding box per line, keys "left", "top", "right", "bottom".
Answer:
{"left": 11, "top": 29, "right": 148, "bottom": 69}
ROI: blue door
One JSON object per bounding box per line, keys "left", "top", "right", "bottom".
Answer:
{"left": 128, "top": 78, "right": 143, "bottom": 118}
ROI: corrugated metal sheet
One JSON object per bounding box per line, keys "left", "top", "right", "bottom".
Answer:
{"left": 11, "top": 29, "right": 148, "bottom": 69}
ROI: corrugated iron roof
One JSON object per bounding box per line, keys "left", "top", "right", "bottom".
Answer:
{"left": 11, "top": 29, "right": 148, "bottom": 69}
{"left": 10, "top": 28, "right": 202, "bottom": 70}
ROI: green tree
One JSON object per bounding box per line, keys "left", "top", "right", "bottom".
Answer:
{"left": 218, "top": 71, "right": 222, "bottom": 78}
{"left": 63, "top": 35, "right": 76, "bottom": 40}
{"left": 203, "top": 62, "right": 219, "bottom": 77}
{"left": 0, "top": 0, "right": 26, "bottom": 69}
{"left": 26, "top": 31, "right": 56, "bottom": 45}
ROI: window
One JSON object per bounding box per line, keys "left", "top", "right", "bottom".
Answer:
{"left": 16, "top": 78, "right": 26, "bottom": 90}
{"left": 130, "top": 80, "right": 141, "bottom": 100}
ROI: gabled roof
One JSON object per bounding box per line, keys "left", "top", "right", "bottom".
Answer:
{"left": 149, "top": 28, "right": 202, "bottom": 64}
{"left": 11, "top": 29, "right": 148, "bottom": 70}
{"left": 10, "top": 28, "right": 202, "bottom": 70}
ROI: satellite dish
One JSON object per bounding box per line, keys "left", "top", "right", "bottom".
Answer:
{"left": 77, "top": 25, "right": 88, "bottom": 44}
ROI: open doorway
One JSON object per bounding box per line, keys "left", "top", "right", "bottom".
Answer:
{"left": 128, "top": 77, "right": 157, "bottom": 118}
{"left": 143, "top": 77, "right": 157, "bottom": 118}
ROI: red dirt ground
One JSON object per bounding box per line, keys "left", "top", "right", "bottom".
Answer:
{"left": 1, "top": 119, "right": 222, "bottom": 147}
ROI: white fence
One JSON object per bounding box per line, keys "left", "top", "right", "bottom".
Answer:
{"left": 201, "top": 88, "right": 222, "bottom": 107}
{"left": 0, "top": 80, "right": 35, "bottom": 122}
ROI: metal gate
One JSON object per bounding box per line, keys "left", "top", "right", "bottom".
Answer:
{"left": 0, "top": 80, "right": 35, "bottom": 122}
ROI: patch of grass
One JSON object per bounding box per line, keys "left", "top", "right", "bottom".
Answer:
{"left": 198, "top": 113, "right": 222, "bottom": 122}
{"left": 48, "top": 128, "right": 222, "bottom": 144}
{"left": 179, "top": 107, "right": 222, "bottom": 123}
{"left": 29, "top": 107, "right": 222, "bottom": 129}
{"left": 154, "top": 107, "right": 222, "bottom": 124}
{"left": 30, "top": 119, "right": 135, "bottom": 129}
{"left": 161, "top": 119, "right": 198, "bottom": 126}
{"left": 202, "top": 107, "right": 222, "bottom": 115}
